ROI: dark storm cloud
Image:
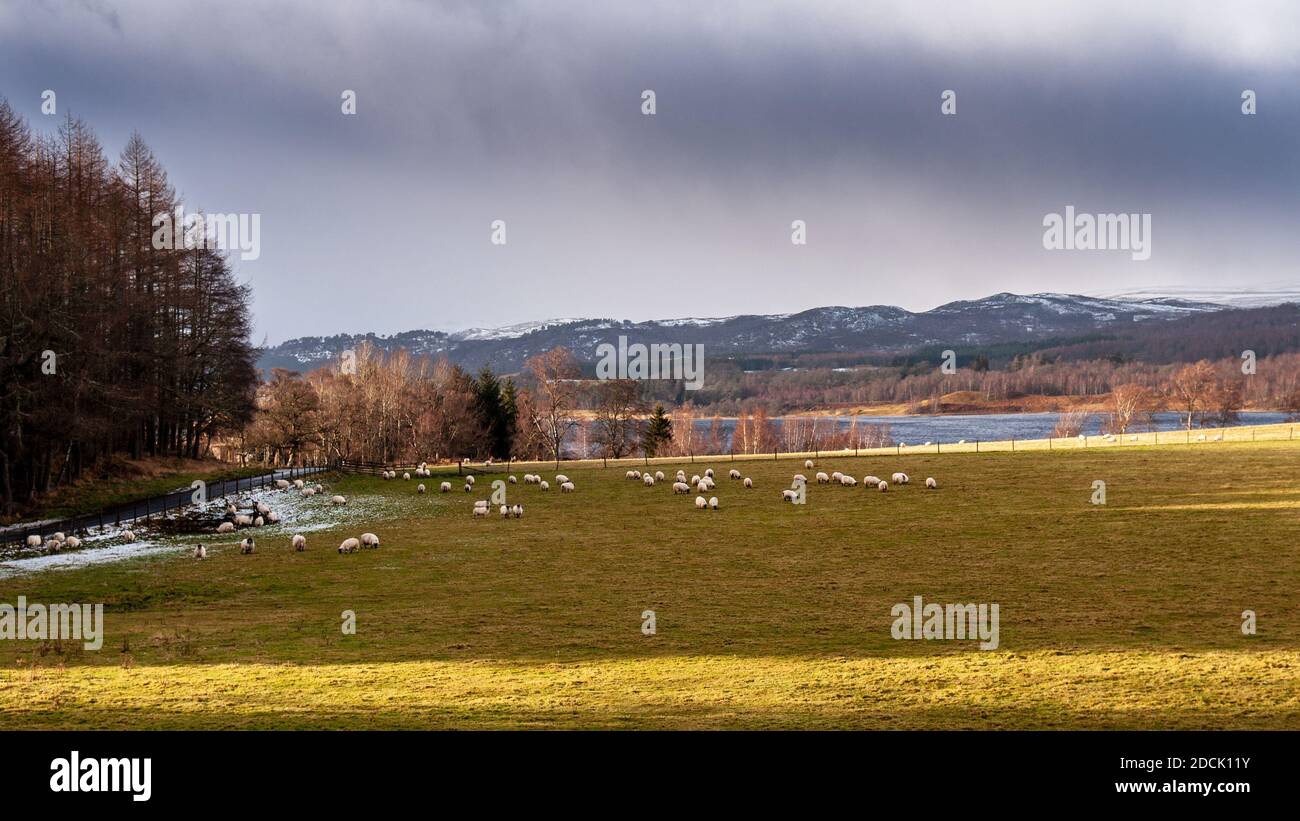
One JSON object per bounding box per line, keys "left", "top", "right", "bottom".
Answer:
{"left": 2, "top": 1, "right": 1297, "bottom": 343}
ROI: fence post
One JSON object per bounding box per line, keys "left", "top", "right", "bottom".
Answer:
{"left": 975, "top": 439, "right": 979, "bottom": 453}
{"left": 1011, "top": 438, "right": 1015, "bottom": 452}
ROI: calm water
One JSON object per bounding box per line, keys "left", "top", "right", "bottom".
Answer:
{"left": 694, "top": 411, "right": 1290, "bottom": 447}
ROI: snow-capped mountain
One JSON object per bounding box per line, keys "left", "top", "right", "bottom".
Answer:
{"left": 256, "top": 291, "right": 1234, "bottom": 375}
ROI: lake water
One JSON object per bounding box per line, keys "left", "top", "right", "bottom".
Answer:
{"left": 693, "top": 411, "right": 1291, "bottom": 447}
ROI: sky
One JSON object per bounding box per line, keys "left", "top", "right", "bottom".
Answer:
{"left": 2, "top": 0, "right": 1298, "bottom": 345}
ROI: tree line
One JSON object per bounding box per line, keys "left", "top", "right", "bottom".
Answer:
{"left": 0, "top": 100, "right": 258, "bottom": 515}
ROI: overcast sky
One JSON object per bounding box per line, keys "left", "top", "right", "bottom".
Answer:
{"left": 3, "top": 1, "right": 1298, "bottom": 344}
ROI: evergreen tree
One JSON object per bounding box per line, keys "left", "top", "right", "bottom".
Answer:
{"left": 642, "top": 403, "right": 673, "bottom": 457}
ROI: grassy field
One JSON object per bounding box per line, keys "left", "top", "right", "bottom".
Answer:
{"left": 2, "top": 437, "right": 1299, "bottom": 729}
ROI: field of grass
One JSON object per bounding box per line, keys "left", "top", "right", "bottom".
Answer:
{"left": 2, "top": 436, "right": 1299, "bottom": 729}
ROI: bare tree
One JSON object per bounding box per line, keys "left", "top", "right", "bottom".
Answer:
{"left": 591, "top": 379, "right": 644, "bottom": 458}
{"left": 1168, "top": 361, "right": 1218, "bottom": 430}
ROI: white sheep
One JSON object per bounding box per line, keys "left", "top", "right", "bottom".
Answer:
{"left": 302, "top": 487, "right": 317, "bottom": 497}
{"left": 655, "top": 471, "right": 665, "bottom": 481}
{"left": 508, "top": 475, "right": 517, "bottom": 484}
{"left": 403, "top": 472, "right": 411, "bottom": 480}
{"left": 560, "top": 481, "right": 575, "bottom": 493}
{"left": 743, "top": 477, "right": 753, "bottom": 488}
{"left": 839, "top": 475, "right": 857, "bottom": 486}
{"left": 338, "top": 537, "right": 360, "bottom": 553}
{"left": 864, "top": 475, "right": 881, "bottom": 486}
{"left": 64, "top": 535, "right": 81, "bottom": 549}
{"left": 925, "top": 477, "right": 937, "bottom": 489}
{"left": 709, "top": 496, "right": 719, "bottom": 510}
{"left": 690, "top": 474, "right": 701, "bottom": 485}
{"left": 704, "top": 468, "right": 715, "bottom": 479}
{"left": 25, "top": 535, "right": 40, "bottom": 548}
{"left": 555, "top": 474, "right": 568, "bottom": 484}
{"left": 239, "top": 537, "right": 255, "bottom": 554}
{"left": 194, "top": 544, "right": 207, "bottom": 560}
{"left": 256, "top": 501, "right": 272, "bottom": 516}
{"left": 643, "top": 474, "right": 655, "bottom": 486}
{"left": 831, "top": 471, "right": 843, "bottom": 482}
{"left": 360, "top": 532, "right": 381, "bottom": 549}
{"left": 233, "top": 514, "right": 253, "bottom": 527}
{"left": 44, "top": 539, "right": 61, "bottom": 552}
{"left": 625, "top": 470, "right": 637, "bottom": 479}
{"left": 417, "top": 483, "right": 426, "bottom": 494}
{"left": 331, "top": 495, "right": 347, "bottom": 505}
{"left": 275, "top": 479, "right": 290, "bottom": 489}
{"left": 511, "top": 504, "right": 523, "bottom": 518}
{"left": 292, "top": 534, "right": 307, "bottom": 551}
{"left": 464, "top": 483, "right": 473, "bottom": 492}
{"left": 253, "top": 516, "right": 264, "bottom": 527}
{"left": 816, "top": 472, "right": 830, "bottom": 484}
{"left": 540, "top": 481, "right": 550, "bottom": 491}
{"left": 440, "top": 481, "right": 452, "bottom": 492}
{"left": 266, "top": 511, "right": 279, "bottom": 524}
{"left": 891, "top": 472, "right": 909, "bottom": 485}
{"left": 466, "top": 475, "right": 476, "bottom": 485}
{"left": 53, "top": 531, "right": 66, "bottom": 542}
{"left": 793, "top": 474, "right": 806, "bottom": 484}
{"left": 673, "top": 481, "right": 691, "bottom": 494}
{"left": 805, "top": 459, "right": 814, "bottom": 469}
{"left": 217, "top": 521, "right": 236, "bottom": 533}
{"left": 781, "top": 489, "right": 797, "bottom": 502}
{"left": 878, "top": 480, "right": 888, "bottom": 492}
{"left": 500, "top": 504, "right": 510, "bottom": 518}
{"left": 293, "top": 479, "right": 305, "bottom": 489}
{"left": 122, "top": 530, "right": 136, "bottom": 541}
{"left": 695, "top": 496, "right": 707, "bottom": 509}
{"left": 729, "top": 469, "right": 741, "bottom": 480}
{"left": 226, "top": 503, "right": 238, "bottom": 515}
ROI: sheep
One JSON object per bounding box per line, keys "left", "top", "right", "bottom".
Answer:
{"left": 226, "top": 503, "right": 238, "bottom": 515}
{"left": 194, "top": 544, "right": 207, "bottom": 560}
{"left": 925, "top": 477, "right": 937, "bottom": 489}
{"left": 839, "top": 475, "right": 857, "bottom": 486}
{"left": 709, "top": 496, "right": 719, "bottom": 510}
{"left": 877, "top": 480, "right": 888, "bottom": 492}
{"left": 360, "top": 532, "right": 381, "bottom": 549}
{"left": 331, "top": 495, "right": 347, "bottom": 505}
{"left": 473, "top": 499, "right": 489, "bottom": 508}
{"left": 539, "top": 481, "right": 550, "bottom": 491}
{"left": 793, "top": 474, "right": 806, "bottom": 484}
{"left": 704, "top": 469, "right": 715, "bottom": 479}
{"left": 464, "top": 483, "right": 473, "bottom": 492}
{"left": 338, "top": 537, "right": 360, "bottom": 553}
{"left": 440, "top": 481, "right": 452, "bottom": 493}
{"left": 216, "top": 521, "right": 236, "bottom": 534}
{"left": 466, "top": 475, "right": 476, "bottom": 486}
{"left": 293, "top": 479, "right": 305, "bottom": 489}
{"left": 500, "top": 505, "right": 510, "bottom": 518}
{"left": 958, "top": 439, "right": 966, "bottom": 445}
{"left": 831, "top": 471, "right": 843, "bottom": 482}
{"left": 655, "top": 471, "right": 665, "bottom": 481}
{"left": 511, "top": 504, "right": 523, "bottom": 518}
{"left": 696, "top": 480, "right": 710, "bottom": 493}
{"left": 472, "top": 506, "right": 489, "bottom": 518}
{"left": 781, "top": 489, "right": 798, "bottom": 502}
{"left": 560, "top": 481, "right": 576, "bottom": 493}
{"left": 690, "top": 474, "right": 701, "bottom": 485}
{"left": 625, "top": 470, "right": 637, "bottom": 480}
{"left": 555, "top": 474, "right": 568, "bottom": 484}
{"left": 64, "top": 536, "right": 81, "bottom": 549}
{"left": 239, "top": 537, "right": 256, "bottom": 554}
{"left": 275, "top": 479, "right": 291, "bottom": 490}
{"left": 234, "top": 514, "right": 253, "bottom": 527}
{"left": 816, "top": 472, "right": 830, "bottom": 484}
{"left": 695, "top": 496, "right": 707, "bottom": 509}
{"left": 302, "top": 487, "right": 317, "bottom": 497}
{"left": 508, "top": 475, "right": 517, "bottom": 484}
{"left": 417, "top": 483, "right": 426, "bottom": 494}
{"left": 805, "top": 459, "right": 814, "bottom": 469}
{"left": 403, "top": 472, "right": 411, "bottom": 480}
{"left": 44, "top": 539, "right": 61, "bottom": 552}
{"left": 256, "top": 501, "right": 272, "bottom": 516}
{"left": 643, "top": 474, "right": 655, "bottom": 486}
{"left": 122, "top": 530, "right": 137, "bottom": 541}
{"left": 672, "top": 481, "right": 691, "bottom": 494}
{"left": 25, "top": 535, "right": 40, "bottom": 548}
{"left": 743, "top": 477, "right": 753, "bottom": 488}
{"left": 729, "top": 469, "right": 741, "bottom": 480}
{"left": 864, "top": 475, "right": 881, "bottom": 486}
{"left": 292, "top": 534, "right": 307, "bottom": 551}
{"left": 253, "top": 516, "right": 265, "bottom": 527}
{"left": 265, "top": 511, "right": 279, "bottom": 524}
{"left": 891, "top": 472, "right": 909, "bottom": 485}
{"left": 53, "top": 531, "right": 66, "bottom": 542}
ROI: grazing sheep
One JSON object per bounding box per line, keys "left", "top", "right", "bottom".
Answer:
{"left": 839, "top": 475, "right": 857, "bottom": 486}
{"left": 53, "top": 531, "right": 66, "bottom": 542}
{"left": 472, "top": 506, "right": 489, "bottom": 517}
{"left": 695, "top": 496, "right": 707, "bottom": 509}
{"left": 233, "top": 514, "right": 253, "bottom": 527}
{"left": 302, "top": 487, "right": 317, "bottom": 497}
{"left": 704, "top": 469, "right": 715, "bottom": 479}
{"left": 508, "top": 475, "right": 517, "bottom": 484}
{"left": 194, "top": 544, "right": 207, "bottom": 560}
{"left": 64, "top": 536, "right": 81, "bottom": 549}
{"left": 338, "top": 537, "right": 360, "bottom": 553}
{"left": 555, "top": 474, "right": 568, "bottom": 484}
{"left": 216, "top": 521, "right": 236, "bottom": 534}
{"left": 673, "top": 481, "right": 691, "bottom": 494}
{"left": 729, "top": 469, "right": 741, "bottom": 480}
{"left": 816, "top": 472, "right": 830, "bottom": 484}
{"left": 275, "top": 479, "right": 291, "bottom": 489}
{"left": 253, "top": 516, "right": 264, "bottom": 527}
{"left": 709, "top": 496, "right": 719, "bottom": 510}
{"left": 891, "top": 472, "right": 909, "bottom": 485}
{"left": 402, "top": 472, "right": 410, "bottom": 480}
{"left": 831, "top": 471, "right": 843, "bottom": 482}
{"left": 696, "top": 481, "right": 710, "bottom": 493}
{"left": 417, "top": 483, "right": 426, "bottom": 494}
{"left": 25, "top": 535, "right": 40, "bottom": 548}
{"left": 256, "top": 501, "right": 272, "bottom": 516}
{"left": 360, "top": 532, "right": 381, "bottom": 549}
{"left": 464, "top": 483, "right": 473, "bottom": 493}
{"left": 781, "top": 489, "right": 798, "bottom": 502}
{"left": 792, "top": 474, "right": 806, "bottom": 484}
{"left": 466, "top": 475, "right": 476, "bottom": 485}
{"left": 265, "top": 511, "right": 279, "bottom": 524}
{"left": 625, "top": 470, "right": 637, "bottom": 479}
{"left": 655, "top": 471, "right": 665, "bottom": 481}
{"left": 226, "top": 503, "right": 238, "bottom": 515}
{"left": 440, "top": 481, "right": 452, "bottom": 493}
{"left": 743, "top": 477, "right": 753, "bottom": 488}
{"left": 293, "top": 479, "right": 305, "bottom": 489}
{"left": 690, "top": 475, "right": 701, "bottom": 485}
{"left": 540, "top": 481, "right": 550, "bottom": 491}
{"left": 864, "top": 475, "right": 881, "bottom": 486}
{"left": 500, "top": 505, "right": 510, "bottom": 518}
{"left": 292, "top": 534, "right": 307, "bottom": 551}
{"left": 44, "top": 539, "right": 61, "bottom": 552}
{"left": 805, "top": 459, "right": 814, "bottom": 469}
{"left": 877, "top": 481, "right": 888, "bottom": 492}
{"left": 511, "top": 504, "right": 523, "bottom": 518}
{"left": 643, "top": 474, "right": 655, "bottom": 486}
{"left": 239, "top": 537, "right": 255, "bottom": 554}
{"left": 560, "top": 481, "right": 576, "bottom": 493}
{"left": 925, "top": 477, "right": 937, "bottom": 489}
{"left": 331, "top": 495, "right": 347, "bottom": 505}
{"left": 122, "top": 530, "right": 137, "bottom": 541}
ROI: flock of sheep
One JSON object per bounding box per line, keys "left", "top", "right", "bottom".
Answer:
{"left": 24, "top": 530, "right": 101, "bottom": 553}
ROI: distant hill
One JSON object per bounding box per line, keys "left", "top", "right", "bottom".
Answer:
{"left": 256, "top": 291, "right": 1243, "bottom": 377}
